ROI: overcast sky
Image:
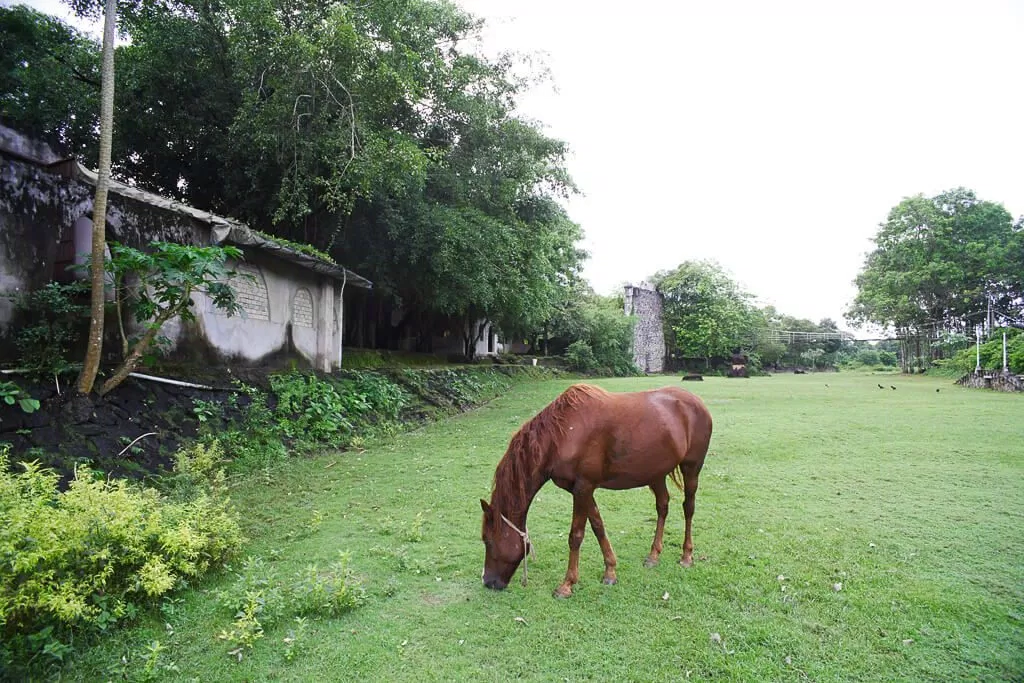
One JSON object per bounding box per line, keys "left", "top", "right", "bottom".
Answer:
{"left": 14, "top": 0, "right": 1024, "bottom": 334}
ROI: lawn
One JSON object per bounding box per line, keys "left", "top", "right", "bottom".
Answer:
{"left": 70, "top": 372, "right": 1024, "bottom": 682}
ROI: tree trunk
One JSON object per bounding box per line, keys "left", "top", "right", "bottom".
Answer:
{"left": 76, "top": 0, "right": 117, "bottom": 395}
{"left": 98, "top": 308, "right": 177, "bottom": 396}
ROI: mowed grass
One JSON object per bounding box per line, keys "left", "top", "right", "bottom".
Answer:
{"left": 71, "top": 372, "right": 1024, "bottom": 681}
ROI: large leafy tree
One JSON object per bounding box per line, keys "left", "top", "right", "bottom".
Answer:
{"left": 0, "top": 5, "right": 100, "bottom": 158}
{"left": 848, "top": 188, "right": 1022, "bottom": 369}
{"left": 4, "top": 0, "right": 585, "bottom": 359}
{"left": 654, "top": 261, "right": 755, "bottom": 367}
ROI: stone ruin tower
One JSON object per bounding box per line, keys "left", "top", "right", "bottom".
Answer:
{"left": 623, "top": 282, "right": 666, "bottom": 373}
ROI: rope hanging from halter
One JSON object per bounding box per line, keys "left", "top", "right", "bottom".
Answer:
{"left": 500, "top": 513, "right": 536, "bottom": 587}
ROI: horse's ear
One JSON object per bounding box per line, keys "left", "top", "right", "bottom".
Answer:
{"left": 480, "top": 499, "right": 491, "bottom": 515}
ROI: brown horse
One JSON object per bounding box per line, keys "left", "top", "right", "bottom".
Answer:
{"left": 480, "top": 383, "right": 713, "bottom": 597}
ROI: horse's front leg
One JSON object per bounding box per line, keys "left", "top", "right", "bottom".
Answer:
{"left": 554, "top": 489, "right": 591, "bottom": 598}
{"left": 587, "top": 498, "right": 618, "bottom": 585}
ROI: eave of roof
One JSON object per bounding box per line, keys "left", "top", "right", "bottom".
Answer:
{"left": 65, "top": 159, "right": 371, "bottom": 289}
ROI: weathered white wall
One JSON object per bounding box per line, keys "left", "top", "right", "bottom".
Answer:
{"left": 186, "top": 253, "right": 336, "bottom": 370}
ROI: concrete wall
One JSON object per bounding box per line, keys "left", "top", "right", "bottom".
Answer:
{"left": 624, "top": 283, "right": 666, "bottom": 373}
{"left": 182, "top": 252, "right": 339, "bottom": 370}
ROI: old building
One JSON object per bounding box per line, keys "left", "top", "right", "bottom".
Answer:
{"left": 0, "top": 125, "right": 371, "bottom": 371}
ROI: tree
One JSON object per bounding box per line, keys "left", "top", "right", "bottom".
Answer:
{"left": 848, "top": 188, "right": 1022, "bottom": 371}
{"left": 0, "top": 5, "right": 100, "bottom": 159}
{"left": 98, "top": 242, "right": 242, "bottom": 395}
{"left": 6, "top": 0, "right": 585, "bottom": 355}
{"left": 75, "top": 0, "right": 117, "bottom": 396}
{"left": 654, "top": 261, "right": 754, "bottom": 368}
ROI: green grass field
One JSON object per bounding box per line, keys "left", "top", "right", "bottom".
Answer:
{"left": 71, "top": 372, "right": 1024, "bottom": 682}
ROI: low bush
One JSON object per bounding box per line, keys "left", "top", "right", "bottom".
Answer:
{"left": 0, "top": 441, "right": 242, "bottom": 675}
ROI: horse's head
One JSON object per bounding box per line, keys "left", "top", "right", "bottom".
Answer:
{"left": 479, "top": 499, "right": 529, "bottom": 590}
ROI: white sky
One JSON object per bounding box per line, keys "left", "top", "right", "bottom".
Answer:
{"left": 13, "top": 0, "right": 1024, "bottom": 334}
{"left": 456, "top": 0, "right": 1024, "bottom": 332}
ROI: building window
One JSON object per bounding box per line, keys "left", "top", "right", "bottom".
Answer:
{"left": 292, "top": 288, "right": 314, "bottom": 328}
{"left": 222, "top": 262, "right": 270, "bottom": 320}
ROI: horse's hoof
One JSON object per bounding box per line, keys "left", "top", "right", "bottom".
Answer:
{"left": 602, "top": 577, "right": 617, "bottom": 586}
{"left": 644, "top": 557, "right": 659, "bottom": 568}
{"left": 680, "top": 557, "right": 693, "bottom": 568}
{"left": 553, "top": 587, "right": 573, "bottom": 599}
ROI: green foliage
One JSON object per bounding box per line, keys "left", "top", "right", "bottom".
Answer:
{"left": 98, "top": 241, "right": 245, "bottom": 395}
{"left": 878, "top": 350, "right": 898, "bottom": 367}
{"left": 849, "top": 188, "right": 1023, "bottom": 337}
{"left": 0, "top": 380, "right": 40, "bottom": 415}
{"left": 214, "top": 553, "right": 365, "bottom": 662}
{"left": 546, "top": 286, "right": 638, "bottom": 376}
{"left": 0, "top": 5, "right": 100, "bottom": 159}
{"left": 269, "top": 372, "right": 355, "bottom": 446}
{"left": 942, "top": 328, "right": 1024, "bottom": 375}
{"left": 857, "top": 349, "right": 880, "bottom": 366}
{"left": 564, "top": 340, "right": 598, "bottom": 373}
{"left": 4, "top": 0, "right": 586, "bottom": 347}
{"left": 0, "top": 443, "right": 242, "bottom": 675}
{"left": 11, "top": 281, "right": 89, "bottom": 379}
{"left": 253, "top": 231, "right": 336, "bottom": 264}
{"left": 656, "top": 261, "right": 755, "bottom": 365}
{"left": 108, "top": 241, "right": 243, "bottom": 328}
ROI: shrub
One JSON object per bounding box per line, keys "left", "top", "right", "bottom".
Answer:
{"left": 565, "top": 340, "right": 598, "bottom": 373}
{"left": 10, "top": 281, "right": 88, "bottom": 379}
{"left": 0, "top": 443, "right": 242, "bottom": 674}
{"left": 856, "top": 349, "right": 880, "bottom": 366}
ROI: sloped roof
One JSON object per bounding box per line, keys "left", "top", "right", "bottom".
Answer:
{"left": 0, "top": 124, "right": 371, "bottom": 289}
{"left": 71, "top": 162, "right": 372, "bottom": 289}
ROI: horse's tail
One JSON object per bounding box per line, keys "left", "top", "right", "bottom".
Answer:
{"left": 668, "top": 465, "right": 684, "bottom": 492}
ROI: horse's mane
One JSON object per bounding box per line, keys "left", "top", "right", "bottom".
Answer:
{"left": 490, "top": 384, "right": 608, "bottom": 516}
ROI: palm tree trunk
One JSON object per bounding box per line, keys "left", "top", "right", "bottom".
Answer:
{"left": 77, "top": 0, "right": 118, "bottom": 395}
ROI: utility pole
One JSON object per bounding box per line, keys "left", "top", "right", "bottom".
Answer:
{"left": 1004, "top": 330, "right": 1008, "bottom": 373}
{"left": 976, "top": 326, "right": 981, "bottom": 373}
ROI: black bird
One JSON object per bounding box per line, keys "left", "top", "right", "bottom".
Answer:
{"left": 825, "top": 384, "right": 829, "bottom": 388}
{"left": 936, "top": 388, "right": 940, "bottom": 392}
{"left": 890, "top": 385, "right": 896, "bottom": 390}
{"left": 878, "top": 384, "right": 884, "bottom": 389}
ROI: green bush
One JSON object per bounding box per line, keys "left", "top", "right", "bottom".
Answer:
{"left": 565, "top": 340, "right": 598, "bottom": 373}
{"left": 0, "top": 442, "right": 242, "bottom": 674}
{"left": 856, "top": 349, "right": 880, "bottom": 366}
{"left": 10, "top": 281, "right": 88, "bottom": 378}
{"left": 943, "top": 328, "right": 1023, "bottom": 375}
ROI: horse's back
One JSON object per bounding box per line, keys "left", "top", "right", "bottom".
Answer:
{"left": 553, "top": 385, "right": 712, "bottom": 490}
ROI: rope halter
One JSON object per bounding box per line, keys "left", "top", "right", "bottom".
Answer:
{"left": 500, "top": 513, "right": 536, "bottom": 587}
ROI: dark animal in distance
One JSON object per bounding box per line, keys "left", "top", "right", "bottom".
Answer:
{"left": 480, "top": 384, "right": 713, "bottom": 598}
{"left": 891, "top": 385, "right": 896, "bottom": 390}
{"left": 878, "top": 384, "right": 884, "bottom": 389}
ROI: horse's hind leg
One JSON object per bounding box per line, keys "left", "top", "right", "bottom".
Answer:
{"left": 644, "top": 479, "right": 670, "bottom": 568}
{"left": 680, "top": 462, "right": 702, "bottom": 567}
{"left": 587, "top": 498, "right": 618, "bottom": 585}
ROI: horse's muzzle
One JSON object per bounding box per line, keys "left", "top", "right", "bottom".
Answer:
{"left": 483, "top": 575, "right": 507, "bottom": 591}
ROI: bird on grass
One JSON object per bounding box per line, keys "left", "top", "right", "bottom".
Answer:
{"left": 877, "top": 384, "right": 884, "bottom": 389}
{"left": 890, "top": 385, "right": 896, "bottom": 390}
{"left": 936, "top": 388, "right": 941, "bottom": 392}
